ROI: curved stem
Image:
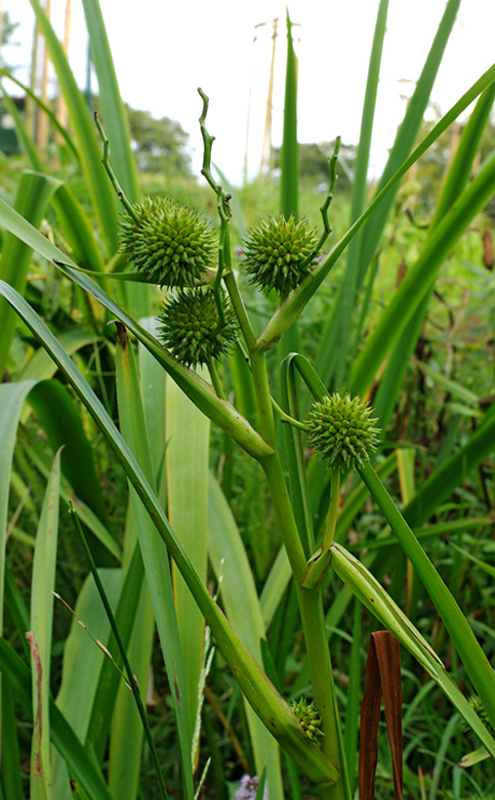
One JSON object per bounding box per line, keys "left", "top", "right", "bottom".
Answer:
{"left": 323, "top": 468, "right": 341, "bottom": 551}
{"left": 297, "top": 587, "right": 350, "bottom": 800}
{"left": 223, "top": 270, "right": 257, "bottom": 352}
{"left": 208, "top": 360, "right": 226, "bottom": 400}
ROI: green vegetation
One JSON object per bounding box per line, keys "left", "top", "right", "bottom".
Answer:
{"left": 0, "top": 1, "right": 495, "bottom": 799}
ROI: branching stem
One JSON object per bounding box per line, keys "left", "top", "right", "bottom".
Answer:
{"left": 94, "top": 112, "right": 138, "bottom": 223}
{"left": 323, "top": 467, "right": 341, "bottom": 551}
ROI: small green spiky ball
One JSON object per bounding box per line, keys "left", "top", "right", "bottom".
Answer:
{"left": 158, "top": 289, "right": 238, "bottom": 368}
{"left": 242, "top": 214, "right": 319, "bottom": 294}
{"left": 290, "top": 698, "right": 323, "bottom": 743}
{"left": 306, "top": 392, "right": 380, "bottom": 471}
{"left": 120, "top": 196, "right": 216, "bottom": 288}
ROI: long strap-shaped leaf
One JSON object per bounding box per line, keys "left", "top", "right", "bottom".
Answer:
{"left": 255, "top": 63, "right": 495, "bottom": 351}
{"left": 0, "top": 281, "right": 340, "bottom": 787}
{"left": 115, "top": 322, "right": 194, "bottom": 799}
{"left": 208, "top": 476, "right": 285, "bottom": 800}
{"left": 0, "top": 637, "right": 113, "bottom": 800}
{"left": 27, "top": 0, "right": 119, "bottom": 252}
{"left": 28, "top": 449, "right": 61, "bottom": 800}
{"left": 0, "top": 170, "right": 60, "bottom": 378}
{"left": 357, "top": 461, "right": 495, "bottom": 734}
{"left": 372, "top": 79, "right": 495, "bottom": 431}
{"left": 359, "top": 632, "right": 402, "bottom": 800}
{"left": 315, "top": 0, "right": 389, "bottom": 389}
{"left": 329, "top": 542, "right": 495, "bottom": 758}
{"left": 349, "top": 147, "right": 495, "bottom": 396}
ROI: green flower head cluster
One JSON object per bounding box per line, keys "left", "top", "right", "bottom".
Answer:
{"left": 120, "top": 196, "right": 216, "bottom": 288}
{"left": 158, "top": 289, "right": 238, "bottom": 368}
{"left": 306, "top": 392, "right": 380, "bottom": 471}
{"left": 290, "top": 698, "right": 323, "bottom": 744}
{"left": 242, "top": 214, "right": 319, "bottom": 295}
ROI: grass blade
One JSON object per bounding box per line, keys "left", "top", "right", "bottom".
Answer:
{"left": 315, "top": 0, "right": 389, "bottom": 388}
{"left": 115, "top": 323, "right": 194, "bottom": 799}
{"left": 27, "top": 380, "right": 111, "bottom": 563}
{"left": 0, "top": 380, "right": 38, "bottom": 633}
{"left": 403, "top": 404, "right": 495, "bottom": 528}
{"left": 372, "top": 79, "right": 495, "bottom": 429}
{"left": 27, "top": 0, "right": 119, "bottom": 252}
{"left": 53, "top": 568, "right": 122, "bottom": 798}
{"left": 28, "top": 449, "right": 62, "bottom": 799}
{"left": 355, "top": 0, "right": 462, "bottom": 286}
{"left": 358, "top": 460, "right": 495, "bottom": 733}
{"left": 280, "top": 11, "right": 298, "bottom": 220}
{"left": 329, "top": 542, "right": 495, "bottom": 759}
{"left": 349, "top": 149, "right": 495, "bottom": 396}
{"left": 208, "top": 475, "right": 284, "bottom": 800}
{"left": 81, "top": 0, "right": 138, "bottom": 203}
{"left": 167, "top": 371, "right": 209, "bottom": 749}
{"left": 255, "top": 63, "right": 495, "bottom": 352}
{"left": 0, "top": 281, "right": 341, "bottom": 787}
{"left": 0, "top": 171, "right": 60, "bottom": 378}
{"left": 0, "top": 637, "right": 113, "bottom": 800}
{"left": 1, "top": 677, "right": 25, "bottom": 800}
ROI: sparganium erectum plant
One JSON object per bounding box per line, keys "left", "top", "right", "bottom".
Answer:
{"left": 1, "top": 21, "right": 493, "bottom": 795}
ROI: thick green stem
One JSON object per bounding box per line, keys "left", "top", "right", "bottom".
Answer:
{"left": 323, "top": 469, "right": 340, "bottom": 551}
{"left": 208, "top": 360, "right": 226, "bottom": 400}
{"left": 297, "top": 587, "right": 350, "bottom": 800}
{"left": 248, "top": 349, "right": 349, "bottom": 798}
{"left": 223, "top": 270, "right": 257, "bottom": 352}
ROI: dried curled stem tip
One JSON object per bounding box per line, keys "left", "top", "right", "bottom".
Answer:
{"left": 119, "top": 196, "right": 216, "bottom": 288}
{"left": 158, "top": 288, "right": 238, "bottom": 368}
{"left": 306, "top": 392, "right": 380, "bottom": 471}
{"left": 242, "top": 214, "right": 319, "bottom": 295}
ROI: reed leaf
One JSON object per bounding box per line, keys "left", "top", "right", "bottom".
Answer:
{"left": 254, "top": 63, "right": 495, "bottom": 352}
{"left": 0, "top": 280, "right": 340, "bottom": 787}
{"left": 329, "top": 542, "right": 495, "bottom": 759}
{"left": 208, "top": 475, "right": 284, "bottom": 800}
{"left": 0, "top": 637, "right": 113, "bottom": 800}
{"left": 28, "top": 449, "right": 61, "bottom": 800}
{"left": 114, "top": 323, "right": 194, "bottom": 800}
{"left": 349, "top": 149, "right": 495, "bottom": 396}
{"left": 27, "top": 0, "right": 119, "bottom": 251}
{"left": 280, "top": 11, "right": 298, "bottom": 221}
{"left": 0, "top": 171, "right": 60, "bottom": 378}
{"left": 358, "top": 460, "right": 495, "bottom": 733}
{"left": 166, "top": 370, "right": 209, "bottom": 750}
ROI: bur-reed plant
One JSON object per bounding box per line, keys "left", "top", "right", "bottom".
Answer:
{"left": 1, "top": 1, "right": 495, "bottom": 799}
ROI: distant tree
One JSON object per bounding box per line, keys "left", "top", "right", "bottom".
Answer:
{"left": 271, "top": 140, "right": 356, "bottom": 194}
{"left": 126, "top": 106, "right": 193, "bottom": 178}
{"left": 1, "top": 11, "right": 19, "bottom": 67}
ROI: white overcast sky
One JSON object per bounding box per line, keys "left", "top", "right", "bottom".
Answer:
{"left": 2, "top": 0, "right": 495, "bottom": 183}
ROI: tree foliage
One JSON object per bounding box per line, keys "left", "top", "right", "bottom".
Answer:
{"left": 272, "top": 139, "right": 356, "bottom": 193}
{"left": 126, "top": 106, "right": 193, "bottom": 178}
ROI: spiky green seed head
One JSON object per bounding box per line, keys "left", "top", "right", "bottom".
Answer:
{"left": 306, "top": 392, "right": 380, "bottom": 471}
{"left": 119, "top": 196, "right": 216, "bottom": 288}
{"left": 242, "top": 214, "right": 319, "bottom": 295}
{"left": 462, "top": 696, "right": 495, "bottom": 738}
{"left": 158, "top": 289, "right": 238, "bottom": 368}
{"left": 290, "top": 698, "right": 323, "bottom": 743}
